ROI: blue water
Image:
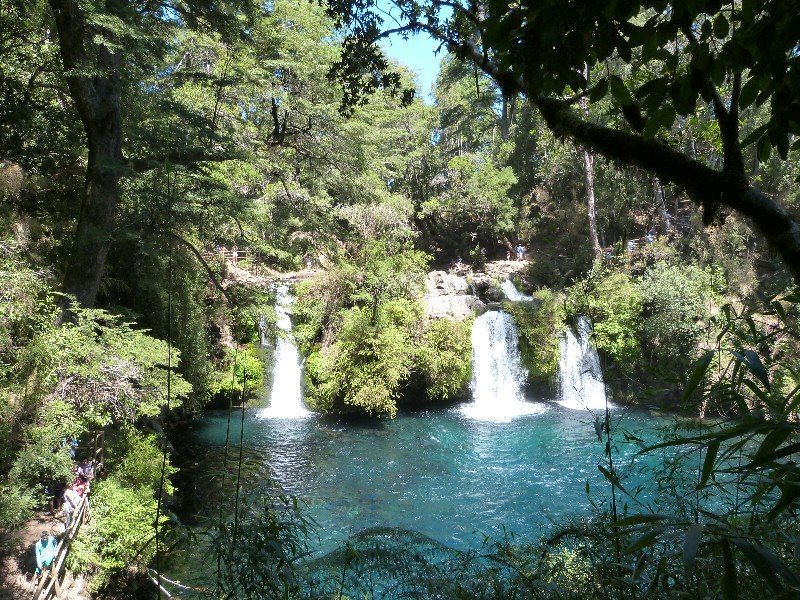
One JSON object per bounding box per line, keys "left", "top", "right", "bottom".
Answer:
{"left": 173, "top": 403, "right": 670, "bottom": 550}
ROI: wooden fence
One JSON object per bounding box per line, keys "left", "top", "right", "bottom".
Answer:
{"left": 31, "top": 495, "right": 90, "bottom": 600}
{"left": 32, "top": 431, "right": 104, "bottom": 600}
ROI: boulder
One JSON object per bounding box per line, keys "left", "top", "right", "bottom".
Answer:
{"left": 424, "top": 270, "right": 485, "bottom": 320}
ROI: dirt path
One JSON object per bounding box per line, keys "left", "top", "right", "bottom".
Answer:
{"left": 0, "top": 512, "right": 62, "bottom": 599}
{"left": 0, "top": 512, "right": 88, "bottom": 600}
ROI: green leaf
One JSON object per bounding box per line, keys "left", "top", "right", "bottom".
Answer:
{"left": 732, "top": 540, "right": 786, "bottom": 592}
{"left": 767, "top": 478, "right": 800, "bottom": 520}
{"left": 598, "top": 464, "right": 628, "bottom": 495}
{"left": 643, "top": 104, "right": 677, "bottom": 138}
{"left": 626, "top": 528, "right": 665, "bottom": 553}
{"left": 758, "top": 134, "right": 772, "bottom": 162}
{"left": 683, "top": 524, "right": 703, "bottom": 580}
{"left": 738, "top": 77, "right": 761, "bottom": 109}
{"left": 588, "top": 78, "right": 608, "bottom": 103}
{"left": 615, "top": 514, "right": 674, "bottom": 527}
{"left": 713, "top": 14, "right": 729, "bottom": 39}
{"left": 731, "top": 350, "right": 770, "bottom": 389}
{"left": 682, "top": 351, "right": 714, "bottom": 402}
{"left": 700, "top": 440, "right": 719, "bottom": 488}
{"left": 609, "top": 75, "right": 633, "bottom": 105}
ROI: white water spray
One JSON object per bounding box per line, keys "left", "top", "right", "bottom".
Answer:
{"left": 260, "top": 285, "right": 310, "bottom": 419}
{"left": 460, "top": 311, "right": 545, "bottom": 422}
{"left": 501, "top": 279, "right": 532, "bottom": 302}
{"left": 558, "top": 316, "right": 609, "bottom": 411}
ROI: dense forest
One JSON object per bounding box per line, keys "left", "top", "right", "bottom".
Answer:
{"left": 1, "top": 0, "right": 799, "bottom": 597}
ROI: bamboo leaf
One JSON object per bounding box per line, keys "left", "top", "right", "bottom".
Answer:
{"left": 626, "top": 528, "right": 665, "bottom": 553}
{"left": 767, "top": 478, "right": 800, "bottom": 521}
{"left": 683, "top": 524, "right": 703, "bottom": 580}
{"left": 683, "top": 351, "right": 714, "bottom": 402}
{"left": 700, "top": 440, "right": 719, "bottom": 488}
{"left": 615, "top": 514, "right": 674, "bottom": 527}
{"left": 753, "top": 426, "right": 793, "bottom": 463}
{"left": 732, "top": 540, "right": 786, "bottom": 592}
{"left": 731, "top": 350, "right": 770, "bottom": 390}
{"left": 598, "top": 464, "right": 628, "bottom": 495}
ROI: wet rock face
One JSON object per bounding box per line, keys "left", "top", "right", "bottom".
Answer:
{"left": 425, "top": 271, "right": 485, "bottom": 320}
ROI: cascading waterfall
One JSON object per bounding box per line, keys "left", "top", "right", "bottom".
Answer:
{"left": 260, "top": 285, "right": 310, "bottom": 419}
{"left": 500, "top": 279, "right": 532, "bottom": 302}
{"left": 558, "top": 316, "right": 609, "bottom": 411}
{"left": 460, "top": 311, "right": 545, "bottom": 422}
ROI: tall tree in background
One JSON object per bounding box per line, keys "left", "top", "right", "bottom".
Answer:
{"left": 47, "top": 0, "right": 251, "bottom": 309}
{"left": 328, "top": 0, "right": 800, "bottom": 283}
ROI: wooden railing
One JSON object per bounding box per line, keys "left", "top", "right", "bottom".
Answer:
{"left": 32, "top": 431, "right": 104, "bottom": 600}
{"left": 32, "top": 494, "right": 90, "bottom": 600}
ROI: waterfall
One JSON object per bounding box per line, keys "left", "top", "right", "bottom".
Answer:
{"left": 501, "top": 279, "right": 532, "bottom": 301}
{"left": 260, "top": 285, "right": 310, "bottom": 419}
{"left": 460, "top": 311, "right": 545, "bottom": 422}
{"left": 558, "top": 316, "right": 609, "bottom": 411}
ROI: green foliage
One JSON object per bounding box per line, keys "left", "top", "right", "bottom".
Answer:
{"left": 607, "top": 291, "right": 800, "bottom": 596}
{"left": 504, "top": 288, "right": 566, "bottom": 384}
{"left": 109, "top": 428, "right": 176, "bottom": 496}
{"left": 211, "top": 345, "right": 265, "bottom": 402}
{"left": 566, "top": 267, "right": 643, "bottom": 370}
{"left": 307, "top": 302, "right": 419, "bottom": 417}
{"left": 23, "top": 307, "right": 191, "bottom": 426}
{"left": 0, "top": 485, "right": 38, "bottom": 530}
{"left": 638, "top": 261, "right": 722, "bottom": 364}
{"left": 67, "top": 477, "right": 167, "bottom": 592}
{"left": 416, "top": 318, "right": 472, "bottom": 401}
{"left": 7, "top": 405, "right": 77, "bottom": 492}
{"left": 209, "top": 494, "right": 315, "bottom": 599}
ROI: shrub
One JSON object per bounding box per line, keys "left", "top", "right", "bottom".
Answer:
{"left": 211, "top": 345, "right": 264, "bottom": 401}
{"left": 504, "top": 287, "right": 565, "bottom": 385}
{"left": 67, "top": 477, "right": 167, "bottom": 591}
{"left": 306, "top": 302, "right": 419, "bottom": 417}
{"left": 637, "top": 262, "right": 721, "bottom": 366}
{"left": 416, "top": 318, "right": 472, "bottom": 401}
{"left": 566, "top": 267, "right": 643, "bottom": 371}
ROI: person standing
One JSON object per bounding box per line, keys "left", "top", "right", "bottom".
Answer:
{"left": 62, "top": 486, "right": 82, "bottom": 527}
{"left": 35, "top": 530, "right": 58, "bottom": 575}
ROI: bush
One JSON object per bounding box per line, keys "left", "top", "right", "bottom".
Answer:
{"left": 67, "top": 477, "right": 167, "bottom": 591}
{"left": 211, "top": 345, "right": 264, "bottom": 402}
{"left": 566, "top": 267, "right": 643, "bottom": 371}
{"left": 109, "top": 428, "right": 176, "bottom": 495}
{"left": 503, "top": 287, "right": 565, "bottom": 385}
{"left": 416, "top": 318, "right": 472, "bottom": 401}
{"left": 306, "top": 302, "right": 419, "bottom": 417}
{"left": 637, "top": 262, "right": 721, "bottom": 366}
{"left": 0, "top": 485, "right": 38, "bottom": 530}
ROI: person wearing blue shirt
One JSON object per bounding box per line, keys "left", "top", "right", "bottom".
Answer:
{"left": 35, "top": 530, "right": 58, "bottom": 574}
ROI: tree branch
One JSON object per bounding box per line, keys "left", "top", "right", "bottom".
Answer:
{"left": 533, "top": 95, "right": 800, "bottom": 283}
{"left": 162, "top": 230, "right": 233, "bottom": 304}
{"left": 127, "top": 149, "right": 245, "bottom": 173}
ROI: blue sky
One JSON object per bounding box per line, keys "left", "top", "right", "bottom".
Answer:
{"left": 380, "top": 32, "right": 444, "bottom": 102}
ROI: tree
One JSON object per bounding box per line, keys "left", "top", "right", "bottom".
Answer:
{"left": 327, "top": 0, "right": 800, "bottom": 283}
{"left": 46, "top": 0, "right": 252, "bottom": 310}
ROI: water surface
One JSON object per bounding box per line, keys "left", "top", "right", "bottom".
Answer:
{"left": 173, "top": 404, "right": 668, "bottom": 550}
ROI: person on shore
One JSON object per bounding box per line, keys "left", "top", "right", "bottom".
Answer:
{"left": 35, "top": 530, "right": 58, "bottom": 575}
{"left": 62, "top": 486, "right": 81, "bottom": 527}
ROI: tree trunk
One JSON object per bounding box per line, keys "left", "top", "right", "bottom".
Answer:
{"left": 583, "top": 149, "right": 603, "bottom": 257}
{"left": 653, "top": 176, "right": 670, "bottom": 233}
{"left": 500, "top": 94, "right": 516, "bottom": 140}
{"left": 50, "top": 0, "right": 124, "bottom": 309}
